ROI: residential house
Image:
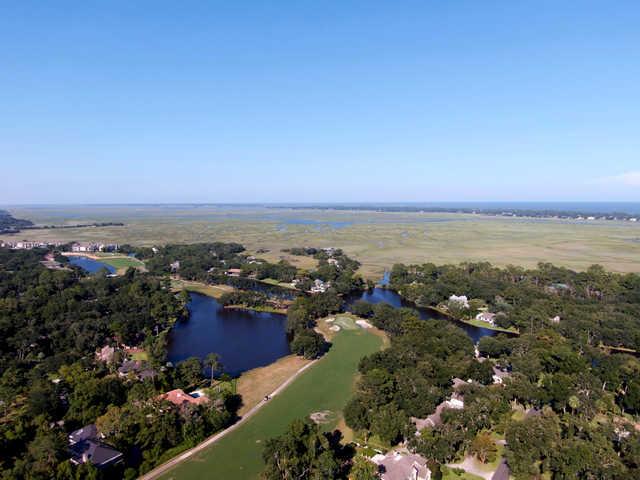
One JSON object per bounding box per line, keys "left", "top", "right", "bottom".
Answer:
{"left": 226, "top": 268, "right": 242, "bottom": 277}
{"left": 158, "top": 389, "right": 210, "bottom": 407}
{"left": 412, "top": 391, "right": 466, "bottom": 432}
{"left": 170, "top": 260, "right": 181, "bottom": 272}
{"left": 475, "top": 312, "right": 496, "bottom": 325}
{"left": 371, "top": 451, "right": 432, "bottom": 480}
{"left": 117, "top": 360, "right": 156, "bottom": 380}
{"left": 68, "top": 424, "right": 98, "bottom": 445}
{"left": 310, "top": 279, "right": 329, "bottom": 294}
{"left": 72, "top": 242, "right": 98, "bottom": 253}
{"left": 4, "top": 241, "right": 60, "bottom": 249}
{"left": 68, "top": 424, "right": 123, "bottom": 469}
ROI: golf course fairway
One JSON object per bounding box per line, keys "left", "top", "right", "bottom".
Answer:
{"left": 159, "top": 327, "right": 382, "bottom": 479}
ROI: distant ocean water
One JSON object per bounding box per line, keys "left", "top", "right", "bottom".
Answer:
{"left": 5, "top": 202, "right": 640, "bottom": 216}
{"left": 271, "top": 202, "right": 640, "bottom": 215}
{"left": 398, "top": 202, "right": 640, "bottom": 215}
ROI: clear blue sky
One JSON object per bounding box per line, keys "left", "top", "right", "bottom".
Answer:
{"left": 2, "top": 1, "right": 639, "bottom": 203}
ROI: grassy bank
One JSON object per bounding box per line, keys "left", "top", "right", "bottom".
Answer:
{"left": 63, "top": 252, "right": 145, "bottom": 274}
{"left": 460, "top": 317, "right": 519, "bottom": 334}
{"left": 96, "top": 256, "right": 145, "bottom": 272}
{"left": 170, "top": 279, "right": 233, "bottom": 299}
{"left": 159, "top": 328, "right": 383, "bottom": 480}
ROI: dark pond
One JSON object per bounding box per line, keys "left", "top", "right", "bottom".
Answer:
{"left": 167, "top": 293, "right": 290, "bottom": 376}
{"left": 67, "top": 256, "right": 116, "bottom": 274}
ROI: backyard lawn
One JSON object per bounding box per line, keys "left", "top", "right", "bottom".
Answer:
{"left": 159, "top": 327, "right": 382, "bottom": 480}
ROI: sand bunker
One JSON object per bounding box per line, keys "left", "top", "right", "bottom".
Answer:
{"left": 310, "top": 410, "right": 334, "bottom": 424}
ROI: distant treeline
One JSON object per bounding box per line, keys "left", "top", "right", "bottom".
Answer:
{"left": 0, "top": 210, "right": 33, "bottom": 233}
{"left": 22, "top": 222, "right": 125, "bottom": 230}
{"left": 271, "top": 205, "right": 640, "bottom": 221}
{"left": 0, "top": 209, "right": 124, "bottom": 233}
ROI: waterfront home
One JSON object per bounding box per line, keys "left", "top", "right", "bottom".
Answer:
{"left": 71, "top": 242, "right": 97, "bottom": 253}
{"left": 68, "top": 424, "right": 123, "bottom": 469}
{"left": 475, "top": 312, "right": 496, "bottom": 325}
{"left": 117, "top": 360, "right": 156, "bottom": 380}
{"left": 226, "top": 268, "right": 242, "bottom": 277}
{"left": 370, "top": 451, "right": 432, "bottom": 480}
{"left": 158, "top": 389, "right": 210, "bottom": 407}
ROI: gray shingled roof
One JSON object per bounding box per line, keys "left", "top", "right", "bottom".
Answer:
{"left": 68, "top": 424, "right": 98, "bottom": 444}
{"left": 69, "top": 439, "right": 123, "bottom": 468}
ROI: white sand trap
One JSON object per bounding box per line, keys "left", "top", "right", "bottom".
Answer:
{"left": 356, "top": 319, "right": 373, "bottom": 329}
{"left": 329, "top": 325, "right": 341, "bottom": 331}
{"left": 326, "top": 317, "right": 335, "bottom": 323}
{"left": 310, "top": 410, "right": 334, "bottom": 424}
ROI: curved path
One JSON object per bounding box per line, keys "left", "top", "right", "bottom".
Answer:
{"left": 138, "top": 360, "right": 317, "bottom": 480}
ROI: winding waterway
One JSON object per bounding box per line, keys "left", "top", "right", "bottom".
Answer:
{"left": 344, "top": 286, "right": 497, "bottom": 344}
{"left": 167, "top": 279, "right": 498, "bottom": 377}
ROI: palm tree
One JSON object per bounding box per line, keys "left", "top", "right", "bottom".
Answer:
{"left": 205, "top": 353, "right": 223, "bottom": 387}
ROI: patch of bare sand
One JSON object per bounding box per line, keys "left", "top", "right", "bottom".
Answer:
{"left": 236, "top": 354, "right": 311, "bottom": 416}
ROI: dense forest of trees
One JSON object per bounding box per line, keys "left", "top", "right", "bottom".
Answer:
{"left": 338, "top": 262, "right": 640, "bottom": 479}
{"left": 261, "top": 419, "right": 354, "bottom": 479}
{"left": 285, "top": 247, "right": 366, "bottom": 294}
{"left": 130, "top": 242, "right": 246, "bottom": 281}
{"left": 7, "top": 239, "right": 640, "bottom": 479}
{"left": 285, "top": 291, "right": 343, "bottom": 359}
{"left": 390, "top": 262, "right": 640, "bottom": 350}
{"left": 0, "top": 248, "right": 239, "bottom": 479}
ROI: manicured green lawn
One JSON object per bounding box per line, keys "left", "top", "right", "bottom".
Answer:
{"left": 461, "top": 318, "right": 519, "bottom": 334}
{"left": 159, "top": 328, "right": 382, "bottom": 480}
{"left": 441, "top": 466, "right": 485, "bottom": 480}
{"left": 131, "top": 351, "right": 149, "bottom": 361}
{"left": 98, "top": 256, "right": 144, "bottom": 270}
